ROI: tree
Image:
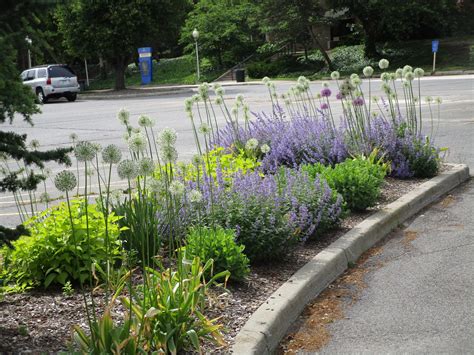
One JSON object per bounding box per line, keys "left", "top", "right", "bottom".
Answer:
{"left": 257, "top": 0, "right": 333, "bottom": 68}
{"left": 330, "top": 0, "right": 459, "bottom": 58}
{"left": 0, "top": 1, "right": 72, "bottom": 246}
{"left": 56, "top": 0, "right": 191, "bottom": 90}
{"left": 181, "top": 0, "right": 262, "bottom": 68}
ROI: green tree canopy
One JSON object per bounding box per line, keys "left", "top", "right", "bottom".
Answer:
{"left": 330, "top": 0, "right": 460, "bottom": 58}
{"left": 56, "top": 0, "right": 191, "bottom": 90}
{"left": 181, "top": 0, "right": 262, "bottom": 68}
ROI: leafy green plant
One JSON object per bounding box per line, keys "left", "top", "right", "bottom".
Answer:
{"left": 124, "top": 256, "right": 229, "bottom": 353}
{"left": 303, "top": 152, "right": 389, "bottom": 211}
{"left": 62, "top": 281, "right": 74, "bottom": 296}
{"left": 185, "top": 226, "right": 250, "bottom": 282}
{"left": 1, "top": 200, "right": 123, "bottom": 289}
{"left": 405, "top": 137, "right": 440, "bottom": 178}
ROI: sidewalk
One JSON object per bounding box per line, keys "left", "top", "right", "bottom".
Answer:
{"left": 317, "top": 178, "right": 474, "bottom": 353}
{"left": 78, "top": 80, "right": 263, "bottom": 100}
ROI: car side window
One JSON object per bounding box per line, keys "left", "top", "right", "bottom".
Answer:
{"left": 20, "top": 71, "right": 28, "bottom": 81}
{"left": 26, "top": 70, "right": 35, "bottom": 81}
{"left": 37, "top": 69, "right": 47, "bottom": 78}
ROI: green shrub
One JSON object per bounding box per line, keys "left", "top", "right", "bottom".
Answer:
{"left": 247, "top": 55, "right": 323, "bottom": 78}
{"left": 330, "top": 45, "right": 375, "bottom": 73}
{"left": 303, "top": 154, "right": 389, "bottom": 211}
{"left": 185, "top": 226, "right": 250, "bottom": 281}
{"left": 406, "top": 137, "right": 440, "bottom": 178}
{"left": 1, "top": 200, "right": 123, "bottom": 289}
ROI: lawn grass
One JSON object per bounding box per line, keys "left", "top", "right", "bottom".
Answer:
{"left": 87, "top": 55, "right": 222, "bottom": 91}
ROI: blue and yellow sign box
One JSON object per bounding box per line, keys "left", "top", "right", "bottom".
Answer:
{"left": 138, "top": 47, "right": 153, "bottom": 84}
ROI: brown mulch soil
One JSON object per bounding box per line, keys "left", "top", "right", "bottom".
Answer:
{"left": 0, "top": 176, "right": 430, "bottom": 353}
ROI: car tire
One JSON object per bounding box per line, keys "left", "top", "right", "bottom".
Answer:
{"left": 36, "top": 88, "right": 48, "bottom": 104}
{"left": 66, "top": 93, "right": 77, "bottom": 102}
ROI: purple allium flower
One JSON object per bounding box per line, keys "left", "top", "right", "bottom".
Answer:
{"left": 320, "top": 103, "right": 329, "bottom": 110}
{"left": 353, "top": 97, "right": 365, "bottom": 106}
{"left": 336, "top": 92, "right": 343, "bottom": 100}
{"left": 321, "top": 88, "right": 332, "bottom": 97}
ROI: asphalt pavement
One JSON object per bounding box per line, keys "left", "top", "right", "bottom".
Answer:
{"left": 320, "top": 178, "right": 474, "bottom": 354}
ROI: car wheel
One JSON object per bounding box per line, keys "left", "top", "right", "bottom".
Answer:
{"left": 66, "top": 93, "right": 77, "bottom": 102}
{"left": 36, "top": 88, "right": 48, "bottom": 104}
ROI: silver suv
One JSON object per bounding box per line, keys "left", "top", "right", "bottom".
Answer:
{"left": 20, "top": 64, "right": 80, "bottom": 104}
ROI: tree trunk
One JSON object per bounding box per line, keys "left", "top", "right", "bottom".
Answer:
{"left": 361, "top": 19, "right": 378, "bottom": 59}
{"left": 308, "top": 26, "right": 333, "bottom": 71}
{"left": 113, "top": 58, "right": 127, "bottom": 91}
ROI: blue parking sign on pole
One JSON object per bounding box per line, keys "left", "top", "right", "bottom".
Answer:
{"left": 432, "top": 40, "right": 439, "bottom": 53}
{"left": 138, "top": 47, "right": 153, "bottom": 85}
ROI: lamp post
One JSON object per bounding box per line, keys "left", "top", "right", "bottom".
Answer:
{"left": 192, "top": 28, "right": 200, "bottom": 83}
{"left": 25, "top": 36, "right": 32, "bottom": 68}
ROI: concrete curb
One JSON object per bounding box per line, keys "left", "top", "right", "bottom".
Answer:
{"left": 231, "top": 164, "right": 470, "bottom": 355}
{"left": 78, "top": 81, "right": 262, "bottom": 100}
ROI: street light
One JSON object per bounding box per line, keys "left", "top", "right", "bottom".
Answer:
{"left": 192, "top": 28, "right": 200, "bottom": 82}
{"left": 25, "top": 36, "right": 32, "bottom": 68}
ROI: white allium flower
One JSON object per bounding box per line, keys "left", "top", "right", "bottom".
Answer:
{"left": 131, "top": 127, "right": 141, "bottom": 134}
{"left": 54, "top": 170, "right": 77, "bottom": 192}
{"left": 102, "top": 144, "right": 122, "bottom": 164}
{"left": 128, "top": 132, "right": 147, "bottom": 153}
{"left": 236, "top": 94, "right": 244, "bottom": 104}
{"left": 372, "top": 96, "right": 379, "bottom": 103}
{"left": 117, "top": 108, "right": 130, "bottom": 125}
{"left": 74, "top": 141, "right": 96, "bottom": 162}
{"left": 215, "top": 97, "right": 223, "bottom": 105}
{"left": 138, "top": 157, "right": 155, "bottom": 176}
{"left": 380, "top": 72, "right": 390, "bottom": 82}
{"left": 189, "top": 189, "right": 203, "bottom": 204}
{"left": 382, "top": 83, "right": 392, "bottom": 94}
{"left": 350, "top": 73, "right": 359, "bottom": 80}
{"left": 169, "top": 180, "right": 185, "bottom": 197}
{"left": 29, "top": 139, "right": 40, "bottom": 149}
{"left": 198, "top": 83, "right": 209, "bottom": 100}
{"left": 389, "top": 72, "right": 396, "bottom": 81}
{"left": 43, "top": 167, "right": 52, "bottom": 177}
{"left": 123, "top": 132, "right": 130, "bottom": 141}
{"left": 245, "top": 138, "right": 259, "bottom": 151}
{"left": 262, "top": 76, "right": 271, "bottom": 84}
{"left": 297, "top": 76, "right": 306, "bottom": 84}
{"left": 91, "top": 142, "right": 102, "bottom": 154}
{"left": 402, "top": 79, "right": 410, "bottom": 88}
{"left": 425, "top": 96, "right": 433, "bottom": 103}
{"left": 404, "top": 71, "right": 415, "bottom": 81}
{"left": 395, "top": 68, "right": 403, "bottom": 78}
{"left": 215, "top": 87, "right": 225, "bottom": 97}
{"left": 231, "top": 105, "right": 239, "bottom": 117}
{"left": 363, "top": 66, "right": 374, "bottom": 77}
{"left": 199, "top": 123, "right": 211, "bottom": 135}
{"left": 160, "top": 145, "right": 178, "bottom": 164}
{"left": 117, "top": 159, "right": 139, "bottom": 180}
{"left": 260, "top": 144, "right": 271, "bottom": 154}
{"left": 158, "top": 128, "right": 177, "bottom": 147}
{"left": 192, "top": 94, "right": 201, "bottom": 103}
{"left": 321, "top": 81, "right": 329, "bottom": 88}
{"left": 284, "top": 98, "right": 291, "bottom": 106}
{"left": 402, "top": 65, "right": 413, "bottom": 76}
{"left": 296, "top": 83, "right": 305, "bottom": 93}
{"left": 351, "top": 77, "right": 362, "bottom": 86}
{"left": 213, "top": 83, "right": 221, "bottom": 90}
{"left": 148, "top": 178, "right": 165, "bottom": 195}
{"left": 138, "top": 115, "right": 154, "bottom": 127}
{"left": 191, "top": 154, "right": 203, "bottom": 167}
{"left": 414, "top": 68, "right": 425, "bottom": 78}
{"left": 435, "top": 97, "right": 442, "bottom": 104}
{"left": 69, "top": 133, "right": 78, "bottom": 142}
{"left": 184, "top": 98, "right": 193, "bottom": 113}
{"left": 330, "top": 71, "right": 340, "bottom": 80}
{"left": 378, "top": 58, "right": 389, "bottom": 69}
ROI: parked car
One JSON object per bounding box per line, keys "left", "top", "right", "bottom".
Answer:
{"left": 20, "top": 64, "right": 80, "bottom": 104}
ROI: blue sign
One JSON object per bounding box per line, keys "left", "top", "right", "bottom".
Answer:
{"left": 432, "top": 40, "right": 439, "bottom": 53}
{"left": 138, "top": 47, "right": 153, "bottom": 85}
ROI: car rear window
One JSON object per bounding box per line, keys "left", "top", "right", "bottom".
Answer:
{"left": 48, "top": 66, "right": 75, "bottom": 78}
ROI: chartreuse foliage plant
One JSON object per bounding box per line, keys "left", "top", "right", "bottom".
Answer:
{"left": 185, "top": 226, "right": 250, "bottom": 281}
{"left": 1, "top": 200, "right": 123, "bottom": 289}
{"left": 303, "top": 150, "right": 390, "bottom": 211}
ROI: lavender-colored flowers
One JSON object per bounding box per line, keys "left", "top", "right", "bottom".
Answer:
{"left": 321, "top": 88, "right": 332, "bottom": 97}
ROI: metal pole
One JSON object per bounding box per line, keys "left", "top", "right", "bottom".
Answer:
{"left": 84, "top": 58, "right": 90, "bottom": 87}
{"left": 432, "top": 52, "right": 437, "bottom": 73}
{"left": 195, "top": 40, "right": 200, "bottom": 82}
{"left": 27, "top": 49, "right": 31, "bottom": 68}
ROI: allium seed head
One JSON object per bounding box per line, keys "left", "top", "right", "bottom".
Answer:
{"left": 245, "top": 138, "right": 259, "bottom": 151}
{"left": 404, "top": 71, "right": 415, "bottom": 81}
{"left": 260, "top": 144, "right": 271, "bottom": 154}
{"left": 128, "top": 132, "right": 147, "bottom": 152}
{"left": 29, "top": 139, "right": 40, "bottom": 150}
{"left": 330, "top": 71, "right": 340, "bottom": 80}
{"left": 160, "top": 145, "right": 178, "bottom": 164}
{"left": 189, "top": 189, "right": 203, "bottom": 204}
{"left": 102, "top": 144, "right": 122, "bottom": 164}
{"left": 138, "top": 114, "right": 154, "bottom": 127}
{"left": 138, "top": 157, "right": 155, "bottom": 176}
{"left": 74, "top": 141, "right": 96, "bottom": 162}
{"left": 363, "top": 66, "right": 374, "bottom": 77}
{"left": 69, "top": 133, "right": 78, "bottom": 142}
{"left": 414, "top": 68, "right": 425, "bottom": 78}
{"left": 169, "top": 180, "right": 185, "bottom": 197}
{"left": 215, "top": 87, "right": 225, "bottom": 97}
{"left": 395, "top": 68, "right": 403, "bottom": 78}
{"left": 158, "top": 128, "right": 177, "bottom": 147}
{"left": 54, "top": 170, "right": 77, "bottom": 192}
{"left": 199, "top": 123, "right": 211, "bottom": 135}
{"left": 117, "top": 108, "right": 130, "bottom": 125}
{"left": 117, "top": 159, "right": 139, "bottom": 180}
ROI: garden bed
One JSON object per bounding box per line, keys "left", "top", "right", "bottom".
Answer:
{"left": 0, "top": 176, "right": 428, "bottom": 353}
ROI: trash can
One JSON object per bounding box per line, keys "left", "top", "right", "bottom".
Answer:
{"left": 234, "top": 68, "right": 245, "bottom": 83}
